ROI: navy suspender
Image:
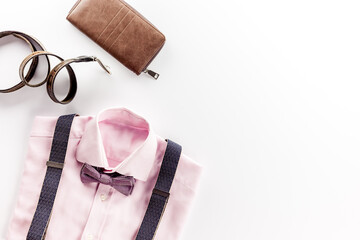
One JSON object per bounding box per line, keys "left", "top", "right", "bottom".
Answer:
{"left": 136, "top": 139, "right": 182, "bottom": 240}
{"left": 27, "top": 115, "right": 182, "bottom": 240}
{"left": 27, "top": 114, "right": 76, "bottom": 240}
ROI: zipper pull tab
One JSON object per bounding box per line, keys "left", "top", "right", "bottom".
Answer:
{"left": 144, "top": 69, "right": 159, "bottom": 80}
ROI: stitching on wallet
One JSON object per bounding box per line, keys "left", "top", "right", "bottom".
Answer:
{"left": 108, "top": 15, "right": 136, "bottom": 51}
{"left": 117, "top": 3, "right": 166, "bottom": 72}
{"left": 116, "top": 0, "right": 160, "bottom": 34}
{"left": 103, "top": 10, "right": 131, "bottom": 45}
{"left": 96, "top": 5, "right": 125, "bottom": 42}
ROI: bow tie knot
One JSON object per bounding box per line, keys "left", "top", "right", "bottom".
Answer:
{"left": 80, "top": 163, "right": 135, "bottom": 196}
{"left": 98, "top": 174, "right": 112, "bottom": 184}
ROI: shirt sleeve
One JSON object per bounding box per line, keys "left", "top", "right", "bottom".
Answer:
{"left": 156, "top": 153, "right": 203, "bottom": 240}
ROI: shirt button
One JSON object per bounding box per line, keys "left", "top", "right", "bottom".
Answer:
{"left": 100, "top": 194, "right": 107, "bottom": 201}
{"left": 86, "top": 234, "right": 94, "bottom": 240}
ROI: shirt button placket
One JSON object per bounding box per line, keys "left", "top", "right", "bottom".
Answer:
{"left": 86, "top": 234, "right": 94, "bottom": 240}
{"left": 100, "top": 193, "right": 107, "bottom": 201}
{"left": 82, "top": 184, "right": 113, "bottom": 240}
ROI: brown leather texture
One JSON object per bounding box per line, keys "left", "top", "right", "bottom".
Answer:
{"left": 0, "top": 31, "right": 47, "bottom": 93}
{"left": 67, "top": 0, "right": 166, "bottom": 75}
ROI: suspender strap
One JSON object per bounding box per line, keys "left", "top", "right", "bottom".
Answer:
{"left": 136, "top": 139, "right": 182, "bottom": 240}
{"left": 27, "top": 114, "right": 76, "bottom": 240}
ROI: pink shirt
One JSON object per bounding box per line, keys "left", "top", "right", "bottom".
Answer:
{"left": 6, "top": 108, "right": 202, "bottom": 240}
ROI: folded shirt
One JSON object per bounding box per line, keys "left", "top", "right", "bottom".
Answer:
{"left": 6, "top": 107, "right": 202, "bottom": 240}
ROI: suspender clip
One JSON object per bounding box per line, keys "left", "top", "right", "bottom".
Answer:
{"left": 153, "top": 188, "right": 170, "bottom": 201}
{"left": 46, "top": 161, "right": 64, "bottom": 169}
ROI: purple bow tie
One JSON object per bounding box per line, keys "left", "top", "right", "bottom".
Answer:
{"left": 80, "top": 163, "right": 135, "bottom": 196}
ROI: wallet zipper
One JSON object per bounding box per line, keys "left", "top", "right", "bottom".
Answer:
{"left": 143, "top": 69, "right": 159, "bottom": 79}
{"left": 142, "top": 42, "right": 165, "bottom": 80}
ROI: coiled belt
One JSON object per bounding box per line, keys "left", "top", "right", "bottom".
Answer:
{"left": 0, "top": 31, "right": 110, "bottom": 104}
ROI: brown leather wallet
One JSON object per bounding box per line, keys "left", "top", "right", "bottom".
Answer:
{"left": 67, "top": 0, "right": 165, "bottom": 79}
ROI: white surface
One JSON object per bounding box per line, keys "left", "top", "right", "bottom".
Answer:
{"left": 1, "top": 0, "right": 360, "bottom": 239}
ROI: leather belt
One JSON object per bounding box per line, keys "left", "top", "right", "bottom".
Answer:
{"left": 0, "top": 31, "right": 111, "bottom": 104}
{"left": 19, "top": 51, "right": 76, "bottom": 104}
{"left": 45, "top": 54, "right": 110, "bottom": 104}
{"left": 0, "top": 31, "right": 49, "bottom": 93}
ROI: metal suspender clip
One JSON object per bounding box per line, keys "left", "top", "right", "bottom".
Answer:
{"left": 46, "top": 161, "right": 64, "bottom": 169}
{"left": 153, "top": 188, "right": 170, "bottom": 202}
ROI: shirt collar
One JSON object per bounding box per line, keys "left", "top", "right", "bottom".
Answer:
{"left": 76, "top": 108, "right": 158, "bottom": 181}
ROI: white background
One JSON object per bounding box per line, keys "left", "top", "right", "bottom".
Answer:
{"left": 1, "top": 0, "right": 360, "bottom": 239}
